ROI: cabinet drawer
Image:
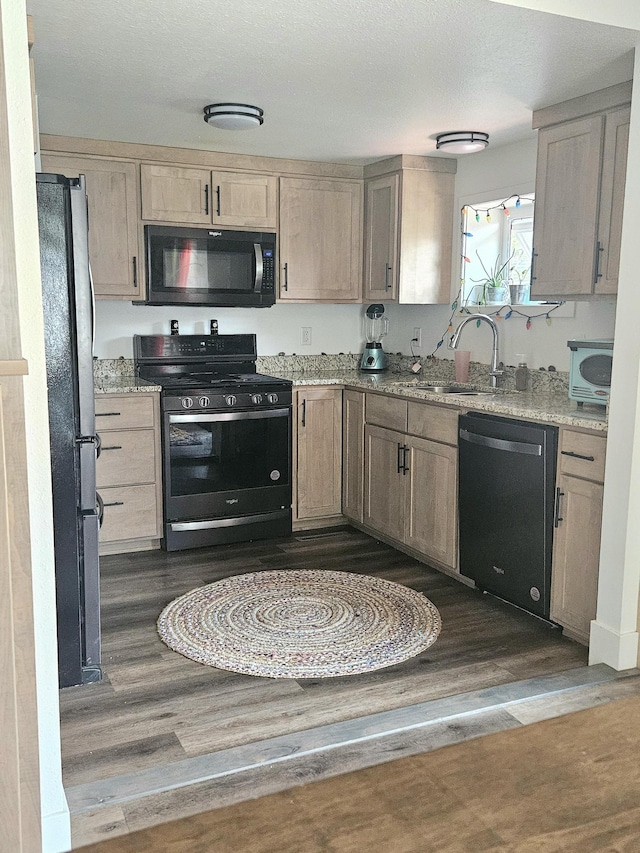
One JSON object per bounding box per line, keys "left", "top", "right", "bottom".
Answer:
{"left": 559, "top": 430, "right": 607, "bottom": 482}
{"left": 96, "top": 430, "right": 156, "bottom": 487}
{"left": 99, "top": 485, "right": 159, "bottom": 542}
{"left": 95, "top": 394, "right": 155, "bottom": 430}
{"left": 407, "top": 402, "right": 458, "bottom": 445}
{"left": 365, "top": 393, "right": 407, "bottom": 432}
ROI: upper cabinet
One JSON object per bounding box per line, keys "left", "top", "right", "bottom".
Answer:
{"left": 364, "top": 174, "right": 400, "bottom": 300}
{"left": 363, "top": 155, "right": 456, "bottom": 305}
{"left": 40, "top": 153, "right": 141, "bottom": 300}
{"left": 140, "top": 164, "right": 277, "bottom": 229}
{"left": 531, "top": 81, "right": 631, "bottom": 300}
{"left": 278, "top": 177, "right": 363, "bottom": 302}
{"left": 41, "top": 137, "right": 456, "bottom": 305}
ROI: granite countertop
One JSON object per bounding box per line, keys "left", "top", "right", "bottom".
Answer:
{"left": 94, "top": 377, "right": 162, "bottom": 394}
{"left": 92, "top": 358, "right": 607, "bottom": 433}
{"left": 269, "top": 370, "right": 608, "bottom": 433}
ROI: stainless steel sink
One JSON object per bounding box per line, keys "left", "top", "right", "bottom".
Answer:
{"left": 414, "top": 384, "right": 494, "bottom": 395}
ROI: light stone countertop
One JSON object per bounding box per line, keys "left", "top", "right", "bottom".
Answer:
{"left": 268, "top": 370, "right": 608, "bottom": 433}
{"left": 94, "top": 377, "right": 162, "bottom": 394}
{"left": 92, "top": 358, "right": 607, "bottom": 433}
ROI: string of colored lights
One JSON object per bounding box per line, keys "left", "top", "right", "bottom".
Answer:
{"left": 427, "top": 196, "right": 564, "bottom": 358}
{"left": 427, "top": 297, "right": 566, "bottom": 359}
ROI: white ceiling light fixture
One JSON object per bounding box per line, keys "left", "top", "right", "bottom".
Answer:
{"left": 203, "top": 103, "right": 264, "bottom": 130}
{"left": 435, "top": 131, "right": 489, "bottom": 154}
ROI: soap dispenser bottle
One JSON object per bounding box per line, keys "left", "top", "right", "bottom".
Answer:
{"left": 515, "top": 355, "right": 529, "bottom": 391}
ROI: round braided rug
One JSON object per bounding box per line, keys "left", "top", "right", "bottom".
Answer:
{"left": 157, "top": 569, "right": 441, "bottom": 679}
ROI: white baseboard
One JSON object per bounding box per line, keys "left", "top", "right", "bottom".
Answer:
{"left": 42, "top": 806, "right": 71, "bottom": 853}
{"left": 589, "top": 620, "right": 639, "bottom": 670}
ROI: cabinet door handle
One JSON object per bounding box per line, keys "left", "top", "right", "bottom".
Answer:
{"left": 397, "top": 442, "right": 403, "bottom": 474}
{"left": 560, "top": 450, "right": 595, "bottom": 462}
{"left": 216, "top": 185, "right": 221, "bottom": 217}
{"left": 103, "top": 500, "right": 125, "bottom": 508}
{"left": 301, "top": 398, "right": 306, "bottom": 427}
{"left": 531, "top": 249, "right": 538, "bottom": 282}
{"left": 385, "top": 263, "right": 391, "bottom": 291}
{"left": 204, "top": 184, "right": 209, "bottom": 215}
{"left": 594, "top": 241, "right": 604, "bottom": 283}
{"left": 100, "top": 445, "right": 122, "bottom": 451}
{"left": 132, "top": 256, "right": 138, "bottom": 288}
{"left": 283, "top": 262, "right": 289, "bottom": 292}
{"left": 402, "top": 445, "right": 410, "bottom": 475}
{"left": 95, "top": 412, "right": 121, "bottom": 417}
{"left": 554, "top": 487, "right": 564, "bottom": 528}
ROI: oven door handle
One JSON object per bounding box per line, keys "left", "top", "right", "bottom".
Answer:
{"left": 169, "top": 408, "right": 290, "bottom": 424}
{"left": 254, "top": 243, "right": 264, "bottom": 293}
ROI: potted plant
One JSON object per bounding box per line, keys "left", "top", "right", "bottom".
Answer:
{"left": 470, "top": 251, "right": 513, "bottom": 304}
{"left": 508, "top": 255, "right": 531, "bottom": 304}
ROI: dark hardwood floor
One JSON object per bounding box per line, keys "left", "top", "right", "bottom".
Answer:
{"left": 77, "top": 695, "right": 640, "bottom": 853}
{"left": 60, "top": 527, "right": 588, "bottom": 791}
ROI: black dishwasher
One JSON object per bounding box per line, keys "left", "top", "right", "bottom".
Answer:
{"left": 458, "top": 412, "right": 557, "bottom": 618}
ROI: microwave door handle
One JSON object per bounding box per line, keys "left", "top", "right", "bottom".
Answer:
{"left": 254, "top": 243, "right": 264, "bottom": 293}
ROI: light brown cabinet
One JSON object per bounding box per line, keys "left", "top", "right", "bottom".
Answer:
{"left": 40, "top": 153, "right": 141, "bottom": 299}
{"left": 550, "top": 429, "right": 607, "bottom": 643}
{"left": 531, "top": 83, "right": 630, "bottom": 299}
{"left": 140, "top": 164, "right": 277, "bottom": 229}
{"left": 95, "top": 392, "right": 163, "bottom": 553}
{"left": 363, "top": 174, "right": 399, "bottom": 300}
{"left": 279, "top": 177, "right": 363, "bottom": 302}
{"left": 362, "top": 394, "right": 458, "bottom": 570}
{"left": 363, "top": 156, "right": 456, "bottom": 305}
{"left": 342, "top": 389, "right": 365, "bottom": 523}
{"left": 210, "top": 171, "right": 277, "bottom": 228}
{"left": 294, "top": 387, "right": 343, "bottom": 523}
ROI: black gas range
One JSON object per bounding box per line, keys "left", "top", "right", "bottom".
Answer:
{"left": 134, "top": 334, "right": 292, "bottom": 551}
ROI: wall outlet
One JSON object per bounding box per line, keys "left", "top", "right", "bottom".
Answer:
{"left": 413, "top": 327, "right": 422, "bottom": 347}
{"left": 301, "top": 326, "right": 312, "bottom": 346}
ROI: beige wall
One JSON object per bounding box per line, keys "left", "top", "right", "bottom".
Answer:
{"left": 1, "top": 1, "right": 70, "bottom": 850}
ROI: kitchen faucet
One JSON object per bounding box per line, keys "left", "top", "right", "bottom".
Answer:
{"left": 449, "top": 313, "right": 503, "bottom": 388}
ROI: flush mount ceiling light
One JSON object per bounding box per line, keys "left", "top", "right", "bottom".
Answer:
{"left": 203, "top": 103, "right": 264, "bottom": 130}
{"left": 435, "top": 131, "right": 489, "bottom": 154}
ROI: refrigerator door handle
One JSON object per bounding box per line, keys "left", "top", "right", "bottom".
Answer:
{"left": 89, "top": 261, "right": 96, "bottom": 350}
{"left": 77, "top": 434, "right": 100, "bottom": 447}
{"left": 81, "top": 510, "right": 101, "bottom": 669}
{"left": 96, "top": 491, "right": 104, "bottom": 528}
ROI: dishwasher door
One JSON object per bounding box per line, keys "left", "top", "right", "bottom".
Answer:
{"left": 458, "top": 412, "right": 557, "bottom": 618}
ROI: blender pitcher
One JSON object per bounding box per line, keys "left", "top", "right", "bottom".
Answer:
{"left": 360, "top": 304, "right": 389, "bottom": 372}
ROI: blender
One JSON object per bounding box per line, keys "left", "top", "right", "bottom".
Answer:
{"left": 360, "top": 304, "right": 389, "bottom": 372}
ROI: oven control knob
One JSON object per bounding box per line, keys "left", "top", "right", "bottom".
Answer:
{"left": 251, "top": 393, "right": 263, "bottom": 405}
{"left": 198, "top": 396, "right": 210, "bottom": 408}
{"left": 181, "top": 397, "right": 194, "bottom": 409}
{"left": 267, "top": 393, "right": 279, "bottom": 404}
{"left": 225, "top": 395, "right": 237, "bottom": 406}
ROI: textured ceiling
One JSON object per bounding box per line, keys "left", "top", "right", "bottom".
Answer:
{"left": 26, "top": 0, "right": 637, "bottom": 164}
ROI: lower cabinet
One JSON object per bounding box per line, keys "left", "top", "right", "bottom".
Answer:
{"left": 342, "top": 389, "right": 365, "bottom": 523}
{"left": 550, "top": 428, "right": 607, "bottom": 644}
{"left": 294, "top": 387, "right": 343, "bottom": 524}
{"left": 95, "top": 392, "right": 163, "bottom": 553}
{"left": 362, "top": 394, "right": 458, "bottom": 571}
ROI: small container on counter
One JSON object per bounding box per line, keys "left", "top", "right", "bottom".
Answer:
{"left": 515, "top": 355, "right": 529, "bottom": 391}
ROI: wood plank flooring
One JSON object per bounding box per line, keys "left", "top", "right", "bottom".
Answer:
{"left": 60, "top": 526, "right": 620, "bottom": 846}
{"left": 78, "top": 694, "right": 640, "bottom": 853}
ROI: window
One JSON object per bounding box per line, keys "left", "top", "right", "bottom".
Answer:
{"left": 460, "top": 195, "right": 540, "bottom": 307}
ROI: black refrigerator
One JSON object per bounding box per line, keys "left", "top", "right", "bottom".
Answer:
{"left": 36, "top": 173, "right": 102, "bottom": 688}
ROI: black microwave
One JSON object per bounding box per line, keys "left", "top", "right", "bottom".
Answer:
{"left": 144, "top": 225, "right": 276, "bottom": 307}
